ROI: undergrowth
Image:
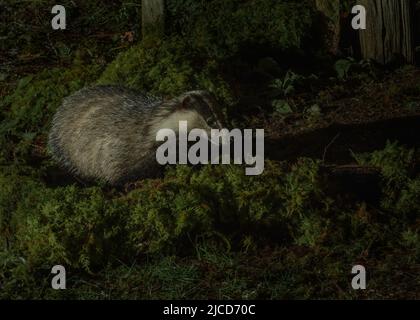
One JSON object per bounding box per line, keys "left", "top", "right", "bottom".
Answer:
{"left": 0, "top": 0, "right": 418, "bottom": 300}
{"left": 0, "top": 143, "right": 418, "bottom": 298}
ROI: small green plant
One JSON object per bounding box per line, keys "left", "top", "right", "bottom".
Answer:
{"left": 272, "top": 99, "right": 294, "bottom": 115}
{"left": 270, "top": 70, "right": 318, "bottom": 97}
{"left": 334, "top": 58, "right": 375, "bottom": 80}
{"left": 334, "top": 57, "right": 355, "bottom": 80}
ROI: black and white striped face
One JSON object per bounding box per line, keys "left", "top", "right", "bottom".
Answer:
{"left": 179, "top": 90, "right": 226, "bottom": 130}
{"left": 149, "top": 90, "right": 226, "bottom": 136}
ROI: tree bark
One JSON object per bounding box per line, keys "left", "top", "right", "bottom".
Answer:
{"left": 359, "top": 0, "right": 414, "bottom": 64}
{"left": 142, "top": 0, "right": 165, "bottom": 38}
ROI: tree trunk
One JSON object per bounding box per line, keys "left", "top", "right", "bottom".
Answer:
{"left": 359, "top": 0, "right": 414, "bottom": 64}
{"left": 142, "top": 0, "right": 165, "bottom": 38}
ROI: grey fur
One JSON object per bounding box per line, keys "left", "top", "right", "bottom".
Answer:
{"left": 48, "top": 85, "right": 224, "bottom": 185}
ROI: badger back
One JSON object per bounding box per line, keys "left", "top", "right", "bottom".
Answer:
{"left": 48, "top": 86, "right": 164, "bottom": 185}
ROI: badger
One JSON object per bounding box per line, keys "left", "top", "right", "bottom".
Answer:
{"left": 48, "top": 85, "right": 225, "bottom": 185}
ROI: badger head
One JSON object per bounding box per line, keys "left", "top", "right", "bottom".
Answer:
{"left": 175, "top": 90, "right": 227, "bottom": 131}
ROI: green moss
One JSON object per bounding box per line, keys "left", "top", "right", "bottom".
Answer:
{"left": 352, "top": 141, "right": 420, "bottom": 215}
{"left": 0, "top": 64, "right": 102, "bottom": 163}
{"left": 3, "top": 142, "right": 417, "bottom": 279}
{"left": 1, "top": 160, "right": 324, "bottom": 274}
{"left": 98, "top": 37, "right": 234, "bottom": 105}
{"left": 0, "top": 139, "right": 419, "bottom": 298}
{"left": 0, "top": 176, "right": 130, "bottom": 273}
{"left": 124, "top": 159, "right": 331, "bottom": 255}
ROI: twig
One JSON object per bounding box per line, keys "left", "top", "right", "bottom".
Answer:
{"left": 322, "top": 133, "right": 340, "bottom": 163}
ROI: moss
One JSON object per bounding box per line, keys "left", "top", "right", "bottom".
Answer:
{"left": 1, "top": 160, "right": 323, "bottom": 273}
{"left": 0, "top": 173, "right": 130, "bottom": 273}
{"left": 0, "top": 141, "right": 419, "bottom": 299}
{"left": 352, "top": 141, "right": 420, "bottom": 215}
{"left": 98, "top": 37, "right": 234, "bottom": 105}
{"left": 2, "top": 142, "right": 417, "bottom": 282}
{"left": 124, "top": 159, "right": 330, "bottom": 255}
{"left": 0, "top": 64, "right": 102, "bottom": 163}
{"left": 0, "top": 158, "right": 324, "bottom": 276}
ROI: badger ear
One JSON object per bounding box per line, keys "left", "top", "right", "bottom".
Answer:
{"left": 180, "top": 94, "right": 194, "bottom": 109}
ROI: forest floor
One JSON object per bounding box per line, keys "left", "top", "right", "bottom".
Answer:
{"left": 1, "top": 56, "right": 418, "bottom": 299}
{"left": 1, "top": 1, "right": 419, "bottom": 300}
